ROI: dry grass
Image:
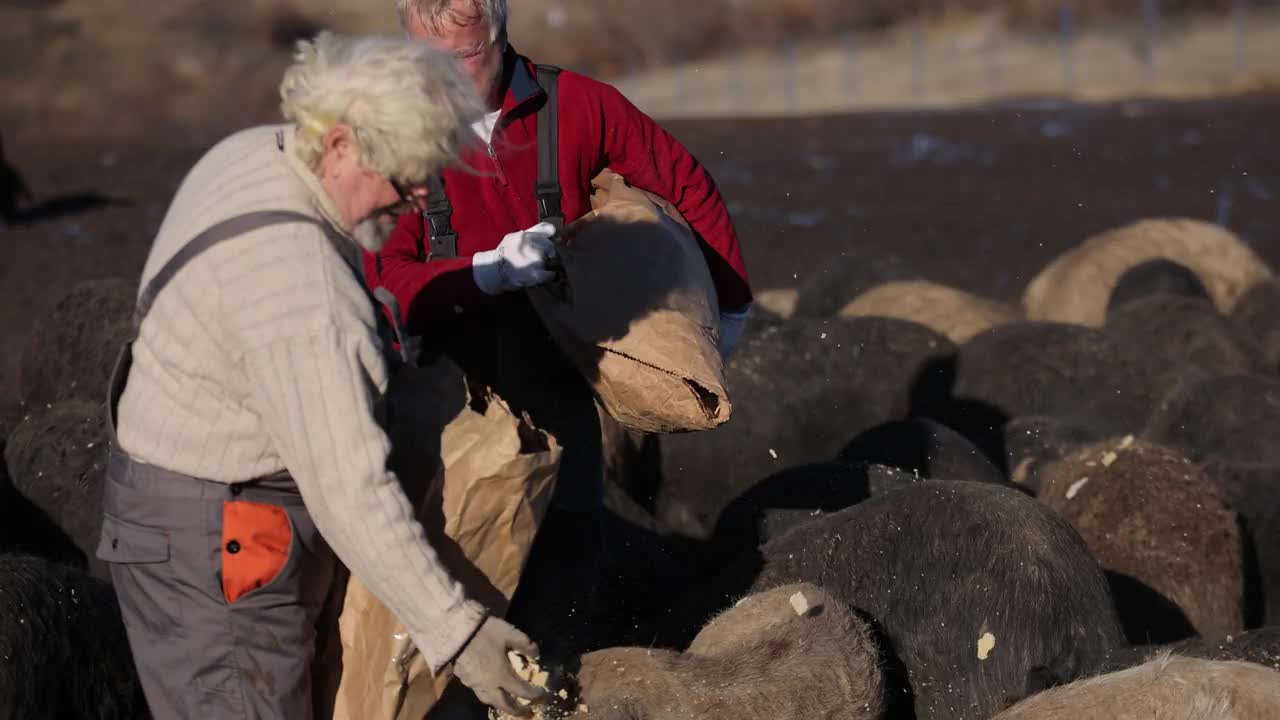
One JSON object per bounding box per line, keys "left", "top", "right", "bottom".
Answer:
{"left": 612, "top": 7, "right": 1280, "bottom": 117}
{"left": 504, "top": 0, "right": 1276, "bottom": 72}
{"left": 0, "top": 0, "right": 1274, "bottom": 141}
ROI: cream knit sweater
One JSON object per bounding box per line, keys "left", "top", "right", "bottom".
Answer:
{"left": 115, "top": 123, "right": 485, "bottom": 673}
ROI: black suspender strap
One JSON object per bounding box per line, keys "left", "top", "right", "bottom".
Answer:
{"left": 420, "top": 175, "right": 456, "bottom": 260}
{"left": 132, "top": 209, "right": 416, "bottom": 365}
{"left": 131, "top": 210, "right": 319, "bottom": 337}
{"left": 110, "top": 210, "right": 319, "bottom": 431}
{"left": 535, "top": 64, "right": 564, "bottom": 232}
{"left": 409, "top": 63, "right": 565, "bottom": 262}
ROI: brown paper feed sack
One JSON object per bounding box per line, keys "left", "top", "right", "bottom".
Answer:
{"left": 324, "top": 387, "right": 561, "bottom": 720}
{"left": 528, "top": 169, "right": 733, "bottom": 435}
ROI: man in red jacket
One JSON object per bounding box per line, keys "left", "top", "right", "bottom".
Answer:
{"left": 369, "top": 0, "right": 753, "bottom": 661}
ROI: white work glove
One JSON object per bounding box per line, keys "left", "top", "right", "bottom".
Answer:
{"left": 472, "top": 222, "right": 559, "bottom": 295}
{"left": 452, "top": 615, "right": 548, "bottom": 717}
{"left": 718, "top": 303, "right": 751, "bottom": 362}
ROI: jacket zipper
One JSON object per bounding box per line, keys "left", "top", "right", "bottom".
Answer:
{"left": 487, "top": 141, "right": 508, "bottom": 186}
{"left": 479, "top": 83, "right": 545, "bottom": 187}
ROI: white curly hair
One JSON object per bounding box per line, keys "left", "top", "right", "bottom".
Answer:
{"left": 395, "top": 0, "right": 508, "bottom": 43}
{"left": 279, "top": 31, "right": 485, "bottom": 184}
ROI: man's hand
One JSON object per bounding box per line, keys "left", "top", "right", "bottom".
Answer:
{"left": 718, "top": 303, "right": 751, "bottom": 362}
{"left": 452, "top": 615, "right": 549, "bottom": 716}
{"left": 472, "top": 222, "right": 559, "bottom": 295}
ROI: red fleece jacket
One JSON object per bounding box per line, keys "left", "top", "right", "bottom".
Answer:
{"left": 362, "top": 47, "right": 752, "bottom": 336}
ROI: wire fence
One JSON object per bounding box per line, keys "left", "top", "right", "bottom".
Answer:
{"left": 595, "top": 0, "right": 1273, "bottom": 117}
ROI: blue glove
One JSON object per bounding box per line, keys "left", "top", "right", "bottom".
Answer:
{"left": 718, "top": 303, "right": 751, "bottom": 362}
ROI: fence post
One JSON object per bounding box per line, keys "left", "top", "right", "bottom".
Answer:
{"left": 783, "top": 38, "right": 797, "bottom": 111}
{"left": 1142, "top": 0, "right": 1160, "bottom": 85}
{"left": 727, "top": 47, "right": 743, "bottom": 113}
{"left": 911, "top": 17, "right": 926, "bottom": 99}
{"left": 620, "top": 61, "right": 639, "bottom": 110}
{"left": 1059, "top": 2, "right": 1075, "bottom": 92}
{"left": 672, "top": 58, "right": 686, "bottom": 115}
{"left": 985, "top": 14, "right": 1001, "bottom": 94}
{"left": 1234, "top": 0, "right": 1249, "bottom": 73}
{"left": 842, "top": 32, "right": 857, "bottom": 106}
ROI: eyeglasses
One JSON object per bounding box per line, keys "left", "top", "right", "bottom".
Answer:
{"left": 387, "top": 178, "right": 428, "bottom": 215}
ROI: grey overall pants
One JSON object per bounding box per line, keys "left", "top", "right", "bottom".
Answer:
{"left": 95, "top": 210, "right": 398, "bottom": 719}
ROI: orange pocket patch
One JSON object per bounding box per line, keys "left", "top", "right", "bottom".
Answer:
{"left": 221, "top": 500, "right": 292, "bottom": 604}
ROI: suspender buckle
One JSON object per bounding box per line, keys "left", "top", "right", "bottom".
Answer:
{"left": 426, "top": 213, "right": 455, "bottom": 241}
{"left": 419, "top": 177, "right": 457, "bottom": 260}
{"left": 537, "top": 188, "right": 564, "bottom": 233}
{"left": 427, "top": 229, "right": 458, "bottom": 260}
{"left": 421, "top": 207, "right": 457, "bottom": 261}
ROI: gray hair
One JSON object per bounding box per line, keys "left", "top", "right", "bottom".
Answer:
{"left": 279, "top": 31, "right": 486, "bottom": 184}
{"left": 396, "top": 0, "right": 508, "bottom": 43}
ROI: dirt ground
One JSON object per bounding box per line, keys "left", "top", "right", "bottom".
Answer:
{"left": 689, "top": 91, "right": 1280, "bottom": 298}
{"left": 4, "top": 89, "right": 1277, "bottom": 405}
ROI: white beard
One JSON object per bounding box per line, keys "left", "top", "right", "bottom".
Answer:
{"left": 351, "top": 215, "right": 398, "bottom": 253}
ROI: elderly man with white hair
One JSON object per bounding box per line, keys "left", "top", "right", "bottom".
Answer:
{"left": 95, "top": 32, "right": 548, "bottom": 719}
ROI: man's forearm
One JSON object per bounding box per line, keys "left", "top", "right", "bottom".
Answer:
{"left": 242, "top": 326, "right": 487, "bottom": 673}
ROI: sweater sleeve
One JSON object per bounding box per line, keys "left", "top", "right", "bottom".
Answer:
{"left": 235, "top": 288, "right": 486, "bottom": 674}
{"left": 591, "top": 81, "right": 753, "bottom": 311}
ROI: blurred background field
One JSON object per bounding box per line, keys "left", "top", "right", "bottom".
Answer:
{"left": 1, "top": 1, "right": 1277, "bottom": 399}
{"left": 2, "top": 0, "right": 1278, "bottom": 138}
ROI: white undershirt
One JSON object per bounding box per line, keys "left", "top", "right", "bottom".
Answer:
{"left": 471, "top": 109, "right": 502, "bottom": 145}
